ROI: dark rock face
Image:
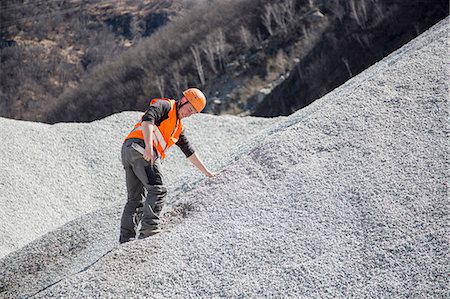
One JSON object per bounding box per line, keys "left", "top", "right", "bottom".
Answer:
{"left": 0, "top": 38, "right": 16, "bottom": 49}
{"left": 143, "top": 13, "right": 168, "bottom": 37}
{"left": 104, "top": 12, "right": 169, "bottom": 39}
{"left": 252, "top": 1, "right": 449, "bottom": 117}
{"left": 105, "top": 14, "right": 133, "bottom": 39}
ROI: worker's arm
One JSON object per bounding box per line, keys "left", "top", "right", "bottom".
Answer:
{"left": 141, "top": 100, "right": 171, "bottom": 163}
{"left": 141, "top": 121, "right": 154, "bottom": 163}
{"left": 176, "top": 130, "right": 215, "bottom": 177}
{"left": 188, "top": 153, "right": 215, "bottom": 177}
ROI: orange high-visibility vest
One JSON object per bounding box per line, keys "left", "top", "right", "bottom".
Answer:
{"left": 124, "top": 98, "right": 184, "bottom": 159}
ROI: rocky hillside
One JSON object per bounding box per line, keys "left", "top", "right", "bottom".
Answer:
{"left": 0, "top": 0, "right": 186, "bottom": 121}
{"left": 253, "top": 0, "right": 449, "bottom": 116}
{"left": 0, "top": 0, "right": 448, "bottom": 122}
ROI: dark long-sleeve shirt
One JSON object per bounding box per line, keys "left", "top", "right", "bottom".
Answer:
{"left": 141, "top": 99, "right": 195, "bottom": 158}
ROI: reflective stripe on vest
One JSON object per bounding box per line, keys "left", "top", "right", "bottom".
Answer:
{"left": 152, "top": 126, "right": 167, "bottom": 150}
{"left": 124, "top": 98, "right": 183, "bottom": 159}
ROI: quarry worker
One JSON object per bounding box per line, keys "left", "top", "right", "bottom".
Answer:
{"left": 120, "top": 88, "right": 215, "bottom": 244}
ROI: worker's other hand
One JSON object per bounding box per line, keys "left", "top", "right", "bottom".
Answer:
{"left": 143, "top": 147, "right": 154, "bottom": 164}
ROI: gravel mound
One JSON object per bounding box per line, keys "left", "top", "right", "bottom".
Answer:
{"left": 0, "top": 110, "right": 278, "bottom": 259}
{"left": 0, "top": 17, "right": 448, "bottom": 299}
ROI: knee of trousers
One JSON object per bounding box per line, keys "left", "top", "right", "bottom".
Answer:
{"left": 146, "top": 185, "right": 168, "bottom": 196}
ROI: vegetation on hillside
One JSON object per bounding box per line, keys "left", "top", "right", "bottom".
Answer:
{"left": 253, "top": 0, "right": 449, "bottom": 116}
{"left": 49, "top": 0, "right": 330, "bottom": 122}
{"left": 0, "top": 0, "right": 185, "bottom": 121}
{"left": 0, "top": 0, "right": 448, "bottom": 122}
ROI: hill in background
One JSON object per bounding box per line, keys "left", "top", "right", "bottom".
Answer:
{"left": 0, "top": 0, "right": 447, "bottom": 123}
{"left": 0, "top": 0, "right": 187, "bottom": 121}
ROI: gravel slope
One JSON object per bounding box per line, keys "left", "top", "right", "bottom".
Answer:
{"left": 0, "top": 17, "right": 448, "bottom": 299}
{"left": 0, "top": 109, "right": 278, "bottom": 259}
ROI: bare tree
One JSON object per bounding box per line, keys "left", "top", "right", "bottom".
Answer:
{"left": 156, "top": 75, "right": 165, "bottom": 97}
{"left": 349, "top": 0, "right": 369, "bottom": 29}
{"left": 239, "top": 25, "right": 253, "bottom": 49}
{"left": 342, "top": 57, "right": 352, "bottom": 77}
{"left": 190, "top": 45, "right": 205, "bottom": 85}
{"left": 261, "top": 4, "right": 274, "bottom": 36}
{"left": 302, "top": 24, "right": 309, "bottom": 39}
{"left": 284, "top": 0, "right": 296, "bottom": 25}
{"left": 354, "top": 34, "right": 370, "bottom": 48}
{"left": 371, "top": 0, "right": 384, "bottom": 26}
{"left": 360, "top": 0, "right": 368, "bottom": 26}
{"left": 171, "top": 64, "right": 183, "bottom": 93}
{"left": 215, "top": 28, "right": 227, "bottom": 70}
{"left": 271, "top": 0, "right": 295, "bottom": 34}
{"left": 204, "top": 34, "right": 218, "bottom": 74}
{"left": 262, "top": 0, "right": 296, "bottom": 36}
{"left": 182, "top": 75, "right": 188, "bottom": 90}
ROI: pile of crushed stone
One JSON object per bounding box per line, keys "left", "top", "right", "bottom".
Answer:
{"left": 0, "top": 108, "right": 278, "bottom": 259}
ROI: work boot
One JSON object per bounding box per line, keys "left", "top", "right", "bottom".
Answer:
{"left": 119, "top": 236, "right": 135, "bottom": 244}
{"left": 138, "top": 227, "right": 161, "bottom": 240}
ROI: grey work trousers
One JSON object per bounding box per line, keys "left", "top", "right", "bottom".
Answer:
{"left": 120, "top": 138, "right": 167, "bottom": 244}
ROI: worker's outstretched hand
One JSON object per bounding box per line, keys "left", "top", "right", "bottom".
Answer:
{"left": 206, "top": 171, "right": 216, "bottom": 178}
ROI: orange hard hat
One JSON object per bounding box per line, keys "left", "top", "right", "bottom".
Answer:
{"left": 183, "top": 88, "right": 206, "bottom": 112}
